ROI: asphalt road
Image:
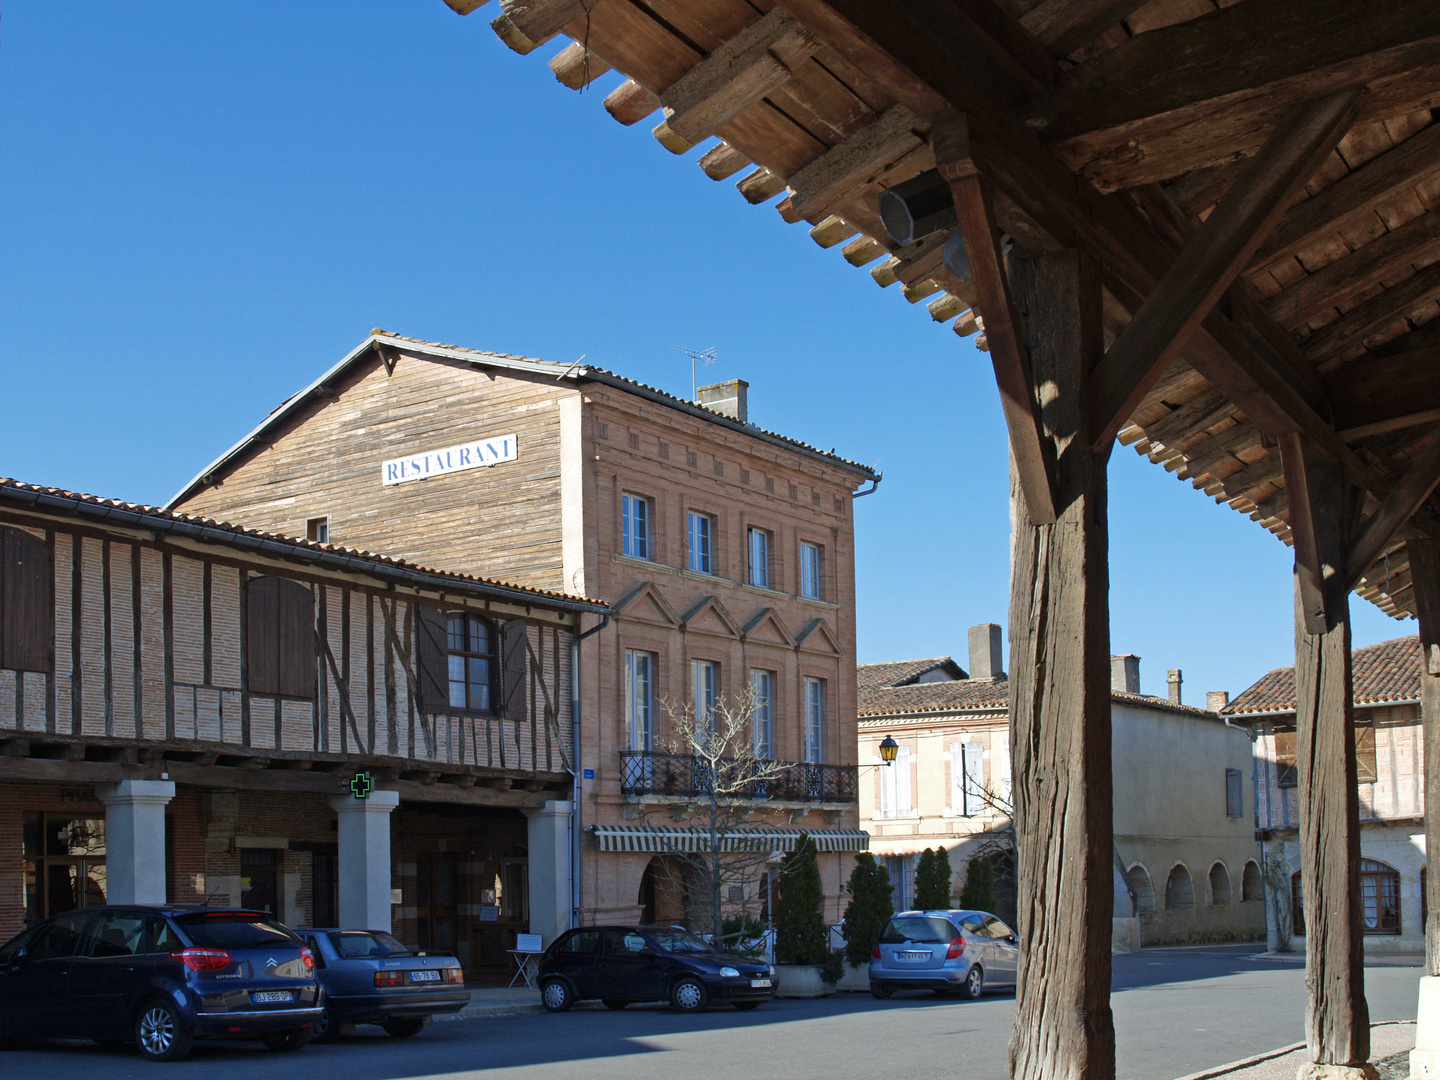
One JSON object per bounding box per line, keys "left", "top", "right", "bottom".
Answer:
{"left": 0, "top": 948, "right": 1423, "bottom": 1080}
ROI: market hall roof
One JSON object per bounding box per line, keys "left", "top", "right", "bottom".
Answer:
{"left": 169, "top": 330, "right": 879, "bottom": 509}
{"left": 1222, "top": 634, "right": 1422, "bottom": 717}
{"left": 455, "top": 0, "right": 1440, "bottom": 622}
{"left": 0, "top": 477, "right": 607, "bottom": 615}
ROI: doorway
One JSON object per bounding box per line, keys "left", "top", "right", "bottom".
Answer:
{"left": 416, "top": 853, "right": 457, "bottom": 952}
{"left": 240, "top": 849, "right": 279, "bottom": 915}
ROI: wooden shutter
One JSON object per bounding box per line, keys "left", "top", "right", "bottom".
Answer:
{"left": 415, "top": 606, "right": 449, "bottom": 713}
{"left": 1355, "top": 724, "right": 1378, "bottom": 784}
{"left": 949, "top": 742, "right": 965, "bottom": 814}
{"left": 896, "top": 746, "right": 912, "bottom": 814}
{"left": 0, "top": 527, "right": 53, "bottom": 673}
{"left": 1225, "top": 768, "right": 1243, "bottom": 818}
{"left": 246, "top": 577, "right": 281, "bottom": 696}
{"left": 1272, "top": 728, "right": 1298, "bottom": 788}
{"left": 962, "top": 742, "right": 985, "bottom": 816}
{"left": 246, "top": 577, "right": 315, "bottom": 698}
{"left": 501, "top": 620, "right": 528, "bottom": 720}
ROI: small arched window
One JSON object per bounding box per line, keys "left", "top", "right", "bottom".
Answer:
{"left": 1241, "top": 860, "right": 1263, "bottom": 903}
{"left": 1209, "top": 862, "right": 1232, "bottom": 905}
{"left": 1165, "top": 864, "right": 1195, "bottom": 910}
{"left": 1361, "top": 858, "right": 1401, "bottom": 935}
{"left": 0, "top": 526, "right": 53, "bottom": 673}
{"left": 245, "top": 576, "right": 315, "bottom": 698}
{"left": 1127, "top": 865, "right": 1155, "bottom": 913}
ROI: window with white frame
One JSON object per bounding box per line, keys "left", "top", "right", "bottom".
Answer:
{"left": 750, "top": 669, "right": 773, "bottom": 758}
{"left": 687, "top": 511, "right": 713, "bottom": 574}
{"left": 625, "top": 650, "right": 654, "bottom": 751}
{"left": 800, "top": 542, "right": 822, "bottom": 600}
{"left": 748, "top": 527, "right": 770, "bottom": 588}
{"left": 993, "top": 733, "right": 1012, "bottom": 806}
{"left": 884, "top": 855, "right": 911, "bottom": 911}
{"left": 951, "top": 741, "right": 986, "bottom": 816}
{"left": 804, "top": 677, "right": 824, "bottom": 762}
{"left": 622, "top": 494, "right": 651, "bottom": 560}
{"left": 692, "top": 659, "right": 717, "bottom": 734}
{"left": 879, "top": 743, "right": 912, "bottom": 817}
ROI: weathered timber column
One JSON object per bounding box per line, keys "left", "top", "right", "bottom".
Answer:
{"left": 1006, "top": 250, "right": 1116, "bottom": 1080}
{"left": 1288, "top": 442, "right": 1372, "bottom": 1079}
{"left": 1409, "top": 539, "right": 1440, "bottom": 1080}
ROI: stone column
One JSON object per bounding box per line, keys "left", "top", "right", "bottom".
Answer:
{"left": 330, "top": 789, "right": 399, "bottom": 931}
{"left": 525, "top": 800, "right": 573, "bottom": 947}
{"left": 98, "top": 779, "right": 176, "bottom": 905}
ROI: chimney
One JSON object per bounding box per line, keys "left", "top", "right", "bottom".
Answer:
{"left": 1167, "top": 669, "right": 1182, "bottom": 706}
{"left": 1207, "top": 690, "right": 1230, "bottom": 712}
{"left": 968, "top": 623, "right": 1003, "bottom": 679}
{"left": 698, "top": 379, "right": 748, "bottom": 423}
{"left": 1111, "top": 654, "right": 1140, "bottom": 694}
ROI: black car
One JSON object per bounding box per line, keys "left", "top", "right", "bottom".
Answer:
{"left": 299, "top": 928, "right": 470, "bottom": 1040}
{"left": 538, "top": 926, "right": 774, "bottom": 1013}
{"left": 0, "top": 905, "right": 322, "bottom": 1061}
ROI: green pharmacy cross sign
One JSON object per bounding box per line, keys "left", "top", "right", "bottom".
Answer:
{"left": 350, "top": 772, "right": 373, "bottom": 800}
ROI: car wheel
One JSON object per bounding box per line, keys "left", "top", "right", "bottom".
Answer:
{"left": 541, "top": 978, "right": 574, "bottom": 1013}
{"left": 134, "top": 999, "right": 194, "bottom": 1063}
{"left": 670, "top": 976, "right": 709, "bottom": 1013}
{"left": 262, "top": 1029, "right": 312, "bottom": 1052}
{"left": 602, "top": 1000, "right": 628, "bottom": 1011}
{"left": 382, "top": 1018, "right": 426, "bottom": 1038}
{"left": 732, "top": 1001, "right": 761, "bottom": 1011}
{"left": 870, "top": 982, "right": 892, "bottom": 1000}
{"left": 959, "top": 965, "right": 984, "bottom": 1000}
{"left": 311, "top": 1005, "right": 341, "bottom": 1044}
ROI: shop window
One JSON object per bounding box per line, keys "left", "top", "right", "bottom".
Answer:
{"left": 23, "top": 813, "right": 106, "bottom": 924}
{"left": 1361, "top": 858, "right": 1401, "bottom": 934}
{"left": 245, "top": 576, "right": 316, "bottom": 698}
{"left": 0, "top": 526, "right": 53, "bottom": 673}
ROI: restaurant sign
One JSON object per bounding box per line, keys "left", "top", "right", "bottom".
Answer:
{"left": 382, "top": 434, "right": 518, "bottom": 486}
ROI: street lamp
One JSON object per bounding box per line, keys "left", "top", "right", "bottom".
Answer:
{"left": 878, "top": 735, "right": 899, "bottom": 766}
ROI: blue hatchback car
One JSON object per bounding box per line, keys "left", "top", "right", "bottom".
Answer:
{"left": 0, "top": 905, "right": 322, "bottom": 1061}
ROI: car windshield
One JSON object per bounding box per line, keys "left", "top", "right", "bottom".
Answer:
{"left": 879, "top": 916, "right": 957, "bottom": 945}
{"left": 176, "top": 913, "right": 300, "bottom": 950}
{"left": 647, "top": 928, "right": 712, "bottom": 954}
{"left": 328, "top": 931, "right": 411, "bottom": 959}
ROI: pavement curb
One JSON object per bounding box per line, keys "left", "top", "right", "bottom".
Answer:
{"left": 1170, "top": 1021, "right": 1415, "bottom": 1080}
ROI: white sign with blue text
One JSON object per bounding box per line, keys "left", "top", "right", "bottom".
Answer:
{"left": 382, "top": 434, "right": 519, "bottom": 486}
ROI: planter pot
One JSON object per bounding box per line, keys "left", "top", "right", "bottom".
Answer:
{"left": 773, "top": 963, "right": 836, "bottom": 998}
{"left": 835, "top": 962, "right": 870, "bottom": 992}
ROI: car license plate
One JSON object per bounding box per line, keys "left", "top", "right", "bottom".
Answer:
{"left": 409, "top": 970, "right": 441, "bottom": 982}
{"left": 750, "top": 978, "right": 771, "bottom": 988}
{"left": 253, "top": 991, "right": 294, "bottom": 1004}
{"left": 898, "top": 951, "right": 930, "bottom": 961}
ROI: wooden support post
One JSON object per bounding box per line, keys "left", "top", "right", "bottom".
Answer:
{"left": 1290, "top": 441, "right": 1372, "bottom": 1077}
{"left": 1408, "top": 539, "right": 1440, "bottom": 1078}
{"left": 1006, "top": 249, "right": 1115, "bottom": 1080}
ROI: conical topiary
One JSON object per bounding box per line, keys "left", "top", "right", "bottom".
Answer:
{"left": 840, "top": 852, "right": 894, "bottom": 966}
{"left": 914, "top": 847, "right": 954, "bottom": 910}
{"left": 775, "top": 833, "right": 828, "bottom": 965}
{"left": 958, "top": 855, "right": 998, "bottom": 913}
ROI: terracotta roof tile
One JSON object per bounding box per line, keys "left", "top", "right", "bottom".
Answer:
{"left": 859, "top": 671, "right": 1220, "bottom": 720}
{"left": 856, "top": 656, "right": 966, "bottom": 691}
{"left": 1222, "top": 635, "right": 1420, "bottom": 715}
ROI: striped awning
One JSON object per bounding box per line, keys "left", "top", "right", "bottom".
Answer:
{"left": 591, "top": 825, "right": 869, "bottom": 854}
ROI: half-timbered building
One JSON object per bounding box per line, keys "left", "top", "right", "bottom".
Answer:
{"left": 0, "top": 478, "right": 603, "bottom": 973}
{"left": 170, "top": 331, "right": 878, "bottom": 933}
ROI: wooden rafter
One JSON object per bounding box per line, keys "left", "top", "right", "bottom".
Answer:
{"left": 1346, "top": 432, "right": 1440, "bottom": 590}
{"left": 1280, "top": 432, "right": 1334, "bottom": 634}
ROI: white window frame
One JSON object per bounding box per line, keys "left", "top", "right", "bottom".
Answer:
{"left": 750, "top": 669, "right": 773, "bottom": 758}
{"left": 306, "top": 516, "right": 329, "bottom": 544}
{"left": 951, "top": 741, "right": 986, "bottom": 816}
{"left": 800, "top": 542, "right": 822, "bottom": 600}
{"left": 804, "top": 677, "right": 824, "bottom": 763}
{"left": 879, "top": 744, "right": 912, "bottom": 818}
{"left": 692, "top": 659, "right": 717, "bottom": 734}
{"left": 748, "top": 527, "right": 770, "bottom": 588}
{"left": 625, "top": 650, "right": 654, "bottom": 751}
{"left": 688, "top": 511, "right": 713, "bottom": 574}
{"left": 622, "top": 494, "right": 650, "bottom": 560}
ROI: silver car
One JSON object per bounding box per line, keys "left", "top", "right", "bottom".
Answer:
{"left": 869, "top": 909, "right": 1019, "bottom": 999}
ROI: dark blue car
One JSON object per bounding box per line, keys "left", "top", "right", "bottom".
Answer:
{"left": 0, "top": 905, "right": 322, "bottom": 1061}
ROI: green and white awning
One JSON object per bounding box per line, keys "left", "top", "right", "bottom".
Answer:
{"left": 590, "top": 825, "right": 869, "bottom": 854}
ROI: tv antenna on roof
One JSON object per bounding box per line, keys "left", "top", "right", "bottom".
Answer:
{"left": 673, "top": 345, "right": 717, "bottom": 402}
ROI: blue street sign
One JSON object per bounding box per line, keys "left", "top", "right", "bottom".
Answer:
{"left": 582, "top": 769, "right": 594, "bottom": 780}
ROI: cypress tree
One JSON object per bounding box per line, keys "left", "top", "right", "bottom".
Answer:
{"left": 958, "top": 855, "right": 998, "bottom": 913}
{"left": 775, "top": 833, "right": 828, "bottom": 965}
{"left": 840, "top": 852, "right": 894, "bottom": 967}
{"left": 914, "top": 847, "right": 954, "bottom": 910}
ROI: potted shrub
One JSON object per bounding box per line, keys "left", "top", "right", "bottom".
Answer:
{"left": 772, "top": 834, "right": 836, "bottom": 998}
{"left": 916, "top": 847, "right": 955, "bottom": 910}
{"left": 837, "top": 852, "right": 894, "bottom": 990}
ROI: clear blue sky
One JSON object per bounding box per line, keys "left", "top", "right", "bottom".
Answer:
{"left": 0, "top": 2, "right": 1409, "bottom": 703}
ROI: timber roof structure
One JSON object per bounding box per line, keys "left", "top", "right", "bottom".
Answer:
{"left": 458, "top": 0, "right": 1440, "bottom": 622}
{"left": 170, "top": 330, "right": 877, "bottom": 508}
{"left": 0, "top": 478, "right": 608, "bottom": 614}
{"left": 1222, "top": 634, "right": 1422, "bottom": 716}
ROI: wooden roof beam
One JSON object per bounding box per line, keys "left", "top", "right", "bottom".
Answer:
{"left": 785, "top": 104, "right": 924, "bottom": 221}
{"left": 550, "top": 41, "right": 611, "bottom": 90}
{"left": 1037, "top": 0, "right": 1440, "bottom": 191}
{"left": 1280, "top": 433, "right": 1333, "bottom": 634}
{"left": 604, "top": 79, "right": 661, "bottom": 126}
{"left": 1088, "top": 91, "right": 1363, "bottom": 452}
{"left": 1346, "top": 431, "right": 1440, "bottom": 590}
{"left": 655, "top": 9, "right": 821, "bottom": 147}
{"left": 1018, "top": 0, "right": 1151, "bottom": 59}
{"left": 1303, "top": 261, "right": 1440, "bottom": 366}
{"left": 1331, "top": 341, "right": 1440, "bottom": 439}
{"left": 491, "top": 0, "right": 598, "bottom": 55}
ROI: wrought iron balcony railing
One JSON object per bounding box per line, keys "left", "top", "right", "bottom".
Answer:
{"left": 619, "top": 750, "right": 858, "bottom": 804}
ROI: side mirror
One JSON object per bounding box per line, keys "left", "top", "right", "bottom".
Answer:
{"left": 10, "top": 946, "right": 29, "bottom": 965}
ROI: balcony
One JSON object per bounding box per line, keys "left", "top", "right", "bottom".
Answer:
{"left": 619, "top": 750, "right": 857, "bottom": 804}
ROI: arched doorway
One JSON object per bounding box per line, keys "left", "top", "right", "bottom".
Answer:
{"left": 638, "top": 855, "right": 690, "bottom": 927}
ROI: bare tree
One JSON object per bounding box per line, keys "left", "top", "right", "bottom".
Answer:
{"left": 637, "top": 689, "right": 790, "bottom": 944}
